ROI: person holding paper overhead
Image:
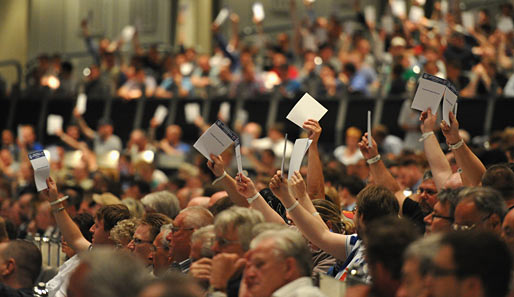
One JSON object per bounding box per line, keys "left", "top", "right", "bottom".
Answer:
{"left": 158, "top": 125, "right": 191, "bottom": 156}
{"left": 73, "top": 110, "right": 122, "bottom": 156}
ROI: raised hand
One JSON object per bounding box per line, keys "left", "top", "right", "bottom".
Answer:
{"left": 358, "top": 132, "right": 379, "bottom": 160}
{"left": 236, "top": 173, "right": 258, "bottom": 198}
{"left": 45, "top": 177, "right": 59, "bottom": 202}
{"left": 289, "top": 171, "right": 308, "bottom": 199}
{"left": 269, "top": 171, "right": 292, "bottom": 202}
{"left": 302, "top": 119, "right": 322, "bottom": 143}
{"left": 207, "top": 154, "right": 226, "bottom": 177}
{"left": 441, "top": 111, "right": 460, "bottom": 145}
{"left": 419, "top": 108, "right": 437, "bottom": 133}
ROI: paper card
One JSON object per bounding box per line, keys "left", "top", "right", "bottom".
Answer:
{"left": 214, "top": 8, "right": 230, "bottom": 26}
{"left": 286, "top": 93, "right": 328, "bottom": 128}
{"left": 411, "top": 73, "right": 447, "bottom": 115}
{"left": 288, "top": 138, "right": 313, "bottom": 180}
{"left": 281, "top": 133, "right": 288, "bottom": 177}
{"left": 498, "top": 16, "right": 514, "bottom": 33}
{"left": 367, "top": 111, "right": 372, "bottom": 148}
{"left": 442, "top": 82, "right": 458, "bottom": 124}
{"left": 153, "top": 105, "right": 168, "bottom": 125}
{"left": 185, "top": 103, "right": 201, "bottom": 124}
{"left": 462, "top": 11, "right": 474, "bottom": 30}
{"left": 235, "top": 109, "right": 248, "bottom": 125}
{"left": 76, "top": 93, "right": 87, "bottom": 115}
{"left": 241, "top": 133, "right": 254, "bottom": 148}
{"left": 219, "top": 102, "right": 231, "bottom": 121}
{"left": 17, "top": 125, "right": 24, "bottom": 143}
{"left": 391, "top": 0, "right": 406, "bottom": 18}
{"left": 381, "top": 15, "right": 394, "bottom": 34}
{"left": 364, "top": 6, "right": 376, "bottom": 24}
{"left": 252, "top": 2, "right": 265, "bottom": 22}
{"left": 454, "top": 102, "right": 458, "bottom": 118}
{"left": 234, "top": 138, "right": 243, "bottom": 177}
{"left": 409, "top": 6, "right": 424, "bottom": 23}
{"left": 28, "top": 150, "right": 50, "bottom": 192}
{"left": 121, "top": 25, "right": 136, "bottom": 42}
{"left": 193, "top": 120, "right": 237, "bottom": 161}
{"left": 47, "top": 114, "right": 63, "bottom": 135}
{"left": 441, "top": 0, "right": 449, "bottom": 14}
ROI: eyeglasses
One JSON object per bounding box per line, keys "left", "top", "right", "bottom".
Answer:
{"left": 428, "top": 263, "right": 458, "bottom": 278}
{"left": 417, "top": 187, "right": 437, "bottom": 195}
{"left": 132, "top": 237, "right": 153, "bottom": 245}
{"left": 214, "top": 236, "right": 239, "bottom": 247}
{"left": 428, "top": 211, "right": 454, "bottom": 222}
{"left": 171, "top": 227, "right": 194, "bottom": 233}
{"left": 452, "top": 213, "right": 492, "bottom": 231}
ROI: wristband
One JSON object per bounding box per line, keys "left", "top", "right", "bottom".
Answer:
{"left": 448, "top": 139, "right": 464, "bottom": 150}
{"left": 212, "top": 171, "right": 227, "bottom": 185}
{"left": 49, "top": 195, "right": 69, "bottom": 206}
{"left": 366, "top": 154, "right": 381, "bottom": 165}
{"left": 52, "top": 207, "right": 65, "bottom": 214}
{"left": 286, "top": 201, "right": 300, "bottom": 212}
{"left": 247, "top": 193, "right": 260, "bottom": 204}
{"left": 419, "top": 131, "right": 435, "bottom": 142}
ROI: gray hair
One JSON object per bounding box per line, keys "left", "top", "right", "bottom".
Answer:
{"left": 141, "top": 191, "right": 181, "bottom": 219}
{"left": 79, "top": 247, "right": 152, "bottom": 297}
{"left": 214, "top": 206, "right": 265, "bottom": 251}
{"left": 404, "top": 234, "right": 442, "bottom": 276}
{"left": 122, "top": 198, "right": 146, "bottom": 218}
{"left": 250, "top": 228, "right": 312, "bottom": 277}
{"left": 436, "top": 188, "right": 462, "bottom": 218}
{"left": 423, "top": 170, "right": 433, "bottom": 181}
{"left": 458, "top": 187, "right": 508, "bottom": 220}
{"left": 160, "top": 223, "right": 174, "bottom": 247}
{"left": 191, "top": 225, "right": 215, "bottom": 259}
{"left": 251, "top": 222, "right": 288, "bottom": 238}
{"left": 181, "top": 206, "right": 214, "bottom": 229}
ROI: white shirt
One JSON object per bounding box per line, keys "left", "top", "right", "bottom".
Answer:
{"left": 272, "top": 277, "right": 327, "bottom": 297}
{"left": 46, "top": 254, "right": 81, "bottom": 297}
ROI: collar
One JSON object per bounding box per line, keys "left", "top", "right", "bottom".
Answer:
{"left": 272, "top": 277, "right": 313, "bottom": 297}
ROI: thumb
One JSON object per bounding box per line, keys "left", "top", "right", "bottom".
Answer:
{"left": 234, "top": 258, "right": 247, "bottom": 272}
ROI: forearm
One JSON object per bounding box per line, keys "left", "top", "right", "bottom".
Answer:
{"left": 219, "top": 175, "right": 249, "bottom": 207}
{"left": 250, "top": 196, "right": 286, "bottom": 224}
{"left": 76, "top": 117, "right": 95, "bottom": 139}
{"left": 452, "top": 142, "right": 485, "bottom": 186}
{"left": 297, "top": 193, "right": 327, "bottom": 229}
{"left": 369, "top": 160, "right": 401, "bottom": 192}
{"left": 51, "top": 202, "right": 90, "bottom": 252}
{"left": 423, "top": 134, "right": 452, "bottom": 190}
{"left": 59, "top": 134, "right": 82, "bottom": 150}
{"left": 306, "top": 145, "right": 325, "bottom": 200}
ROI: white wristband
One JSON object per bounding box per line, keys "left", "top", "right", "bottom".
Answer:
{"left": 419, "top": 131, "right": 435, "bottom": 142}
{"left": 49, "top": 196, "right": 69, "bottom": 206}
{"left": 366, "top": 154, "right": 381, "bottom": 165}
{"left": 212, "top": 171, "right": 227, "bottom": 185}
{"left": 286, "top": 201, "right": 300, "bottom": 212}
{"left": 448, "top": 139, "right": 464, "bottom": 150}
{"left": 247, "top": 193, "right": 260, "bottom": 204}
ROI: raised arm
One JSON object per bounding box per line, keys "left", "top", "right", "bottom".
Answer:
{"left": 441, "top": 112, "right": 485, "bottom": 186}
{"left": 46, "top": 177, "right": 91, "bottom": 253}
{"left": 73, "top": 109, "right": 95, "bottom": 140}
{"left": 235, "top": 173, "right": 285, "bottom": 224}
{"left": 419, "top": 108, "right": 452, "bottom": 190}
{"left": 207, "top": 154, "right": 248, "bottom": 207}
{"left": 269, "top": 172, "right": 348, "bottom": 261}
{"left": 289, "top": 171, "right": 327, "bottom": 229}
{"left": 303, "top": 119, "right": 325, "bottom": 200}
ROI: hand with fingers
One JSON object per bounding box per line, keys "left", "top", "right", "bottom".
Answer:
{"left": 302, "top": 119, "right": 322, "bottom": 143}
{"left": 440, "top": 111, "right": 461, "bottom": 145}
{"left": 236, "top": 173, "right": 258, "bottom": 198}
{"left": 189, "top": 257, "right": 213, "bottom": 281}
{"left": 269, "top": 171, "right": 293, "bottom": 204}
{"left": 45, "top": 177, "right": 59, "bottom": 202}
{"left": 289, "top": 171, "right": 308, "bottom": 200}
{"left": 419, "top": 108, "right": 437, "bottom": 133}
{"left": 207, "top": 154, "right": 226, "bottom": 177}
{"left": 210, "top": 253, "right": 246, "bottom": 292}
{"left": 357, "top": 132, "right": 379, "bottom": 160}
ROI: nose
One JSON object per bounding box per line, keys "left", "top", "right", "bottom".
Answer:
{"left": 423, "top": 213, "right": 432, "bottom": 225}
{"left": 166, "top": 231, "right": 173, "bottom": 242}
{"left": 89, "top": 224, "right": 95, "bottom": 234}
{"left": 127, "top": 240, "right": 135, "bottom": 251}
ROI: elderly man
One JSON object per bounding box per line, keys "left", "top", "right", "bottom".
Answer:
{"left": 150, "top": 224, "right": 173, "bottom": 276}
{"left": 166, "top": 206, "right": 214, "bottom": 272}
{"left": 0, "top": 240, "right": 42, "bottom": 297}
{"left": 244, "top": 228, "right": 326, "bottom": 297}
{"left": 128, "top": 213, "right": 172, "bottom": 268}
{"left": 424, "top": 188, "right": 461, "bottom": 235}
{"left": 427, "top": 231, "right": 511, "bottom": 297}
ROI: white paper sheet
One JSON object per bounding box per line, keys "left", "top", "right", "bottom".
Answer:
{"left": 381, "top": 15, "right": 394, "bottom": 34}
{"left": 409, "top": 6, "right": 424, "bottom": 23}
{"left": 76, "top": 93, "right": 87, "bottom": 115}
{"left": 288, "top": 138, "right": 313, "bottom": 180}
{"left": 17, "top": 125, "right": 23, "bottom": 143}
{"left": 234, "top": 138, "right": 243, "bottom": 177}
{"left": 441, "top": 0, "right": 449, "bottom": 14}
{"left": 214, "top": 8, "right": 230, "bottom": 26}
{"left": 367, "top": 111, "right": 372, "bottom": 148}
{"left": 185, "top": 103, "right": 201, "bottom": 124}
{"left": 462, "top": 12, "right": 475, "bottom": 30}
{"left": 241, "top": 133, "right": 254, "bottom": 148}
{"left": 235, "top": 109, "right": 248, "bottom": 125}
{"left": 286, "top": 93, "right": 328, "bottom": 128}
{"left": 121, "top": 25, "right": 136, "bottom": 42}
{"left": 364, "top": 6, "right": 376, "bottom": 24}
{"left": 193, "top": 120, "right": 237, "bottom": 161}
{"left": 47, "top": 114, "right": 63, "bottom": 135}
{"left": 442, "top": 82, "right": 458, "bottom": 124}
{"left": 498, "top": 16, "right": 514, "bottom": 33}
{"left": 281, "top": 133, "right": 288, "bottom": 177}
{"left": 28, "top": 150, "right": 50, "bottom": 191}
{"left": 153, "top": 105, "right": 168, "bottom": 125}
{"left": 454, "top": 102, "right": 458, "bottom": 118}
{"left": 411, "top": 73, "right": 446, "bottom": 114}
{"left": 252, "top": 2, "right": 265, "bottom": 22}
{"left": 219, "top": 102, "right": 231, "bottom": 121}
{"left": 391, "top": 0, "right": 406, "bottom": 18}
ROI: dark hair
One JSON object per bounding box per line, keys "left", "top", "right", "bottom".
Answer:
{"left": 436, "top": 188, "right": 462, "bottom": 218}
{"left": 96, "top": 204, "right": 131, "bottom": 231}
{"left": 481, "top": 164, "right": 514, "bottom": 201}
{"left": 73, "top": 213, "right": 95, "bottom": 242}
{"left": 2, "top": 240, "right": 42, "bottom": 286}
{"left": 441, "top": 231, "right": 512, "bottom": 297}
{"left": 356, "top": 185, "right": 399, "bottom": 224}
{"left": 141, "top": 213, "right": 172, "bottom": 240}
{"left": 365, "top": 216, "right": 420, "bottom": 280}
{"left": 335, "top": 175, "right": 365, "bottom": 197}
{"left": 312, "top": 199, "right": 344, "bottom": 234}
{"left": 208, "top": 196, "right": 235, "bottom": 217}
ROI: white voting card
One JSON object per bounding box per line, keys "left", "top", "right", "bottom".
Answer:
{"left": 442, "top": 82, "right": 458, "bottom": 124}
{"left": 381, "top": 15, "right": 394, "bottom": 34}
{"left": 409, "top": 6, "right": 424, "bottom": 23}
{"left": 411, "top": 73, "right": 446, "bottom": 115}
{"left": 153, "top": 105, "right": 168, "bottom": 125}
{"left": 462, "top": 12, "right": 475, "bottom": 30}
{"left": 391, "top": 0, "right": 406, "bottom": 18}
{"left": 28, "top": 150, "right": 50, "bottom": 191}
{"left": 219, "top": 102, "right": 231, "bottom": 121}
{"left": 286, "top": 93, "right": 328, "bottom": 128}
{"left": 121, "top": 25, "right": 136, "bottom": 42}
{"left": 252, "top": 2, "right": 265, "bottom": 22}
{"left": 364, "top": 6, "right": 376, "bottom": 24}
{"left": 194, "top": 120, "right": 237, "bottom": 161}
{"left": 367, "top": 111, "right": 372, "bottom": 147}
{"left": 214, "top": 8, "right": 230, "bottom": 26}
{"left": 47, "top": 114, "right": 63, "bottom": 135}
{"left": 76, "top": 93, "right": 87, "bottom": 115}
{"left": 288, "top": 138, "right": 313, "bottom": 180}
{"left": 185, "top": 103, "right": 201, "bottom": 124}
{"left": 234, "top": 138, "right": 243, "bottom": 177}
{"left": 281, "top": 133, "right": 288, "bottom": 177}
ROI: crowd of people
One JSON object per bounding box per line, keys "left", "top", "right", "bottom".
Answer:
{"left": 0, "top": 1, "right": 514, "bottom": 297}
